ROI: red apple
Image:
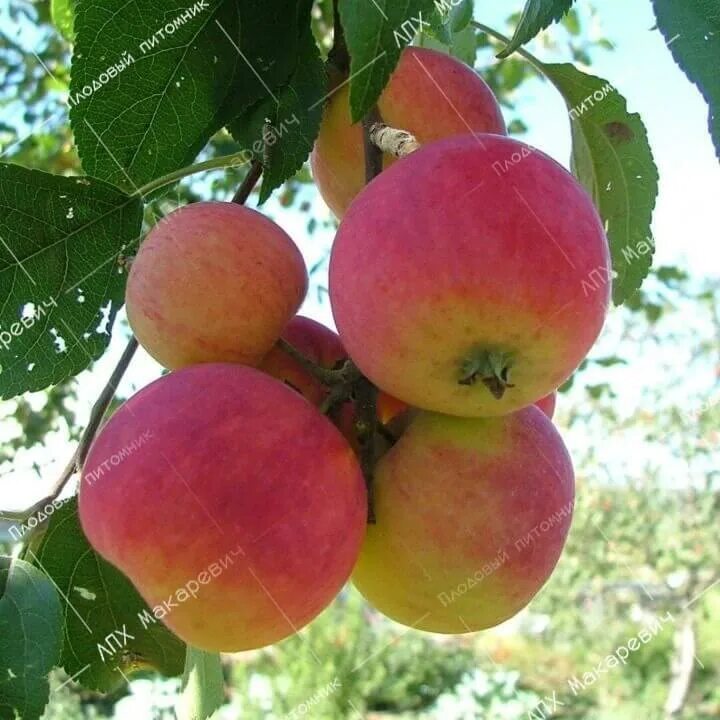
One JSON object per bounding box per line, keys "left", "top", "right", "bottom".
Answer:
{"left": 535, "top": 392, "right": 557, "bottom": 419}
{"left": 259, "top": 315, "right": 346, "bottom": 405}
{"left": 260, "top": 316, "right": 408, "bottom": 449}
{"left": 127, "top": 202, "right": 307, "bottom": 369}
{"left": 312, "top": 47, "right": 506, "bottom": 218}
{"left": 79, "top": 364, "right": 366, "bottom": 652}
{"left": 330, "top": 134, "right": 610, "bottom": 417}
{"left": 352, "top": 406, "right": 574, "bottom": 632}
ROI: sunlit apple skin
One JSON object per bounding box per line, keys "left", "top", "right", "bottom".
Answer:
{"left": 330, "top": 134, "right": 611, "bottom": 417}
{"left": 535, "top": 392, "right": 558, "bottom": 419}
{"left": 311, "top": 46, "right": 506, "bottom": 218}
{"left": 352, "top": 406, "right": 574, "bottom": 633}
{"left": 78, "top": 364, "right": 366, "bottom": 652}
{"left": 126, "top": 202, "right": 307, "bottom": 370}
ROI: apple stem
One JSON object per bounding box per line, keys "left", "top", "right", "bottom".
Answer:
{"left": 277, "top": 335, "right": 381, "bottom": 523}
{"left": 232, "top": 160, "right": 263, "bottom": 204}
{"left": 353, "top": 376, "right": 378, "bottom": 523}
{"left": 318, "top": 382, "right": 352, "bottom": 415}
{"left": 277, "top": 338, "right": 362, "bottom": 387}
{"left": 458, "top": 349, "right": 515, "bottom": 400}
{"left": 368, "top": 123, "right": 421, "bottom": 158}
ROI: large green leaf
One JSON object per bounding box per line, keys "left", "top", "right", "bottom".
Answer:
{"left": 31, "top": 498, "right": 185, "bottom": 692}
{"left": 539, "top": 63, "right": 659, "bottom": 304}
{"left": 176, "top": 648, "right": 225, "bottom": 720}
{"left": 69, "top": 0, "right": 303, "bottom": 191}
{"left": 0, "top": 557, "right": 63, "bottom": 720}
{"left": 227, "top": 14, "right": 326, "bottom": 202}
{"left": 652, "top": 0, "right": 720, "bottom": 160}
{"left": 339, "top": 0, "right": 437, "bottom": 122}
{"left": 0, "top": 164, "right": 143, "bottom": 400}
{"left": 497, "top": 0, "right": 575, "bottom": 59}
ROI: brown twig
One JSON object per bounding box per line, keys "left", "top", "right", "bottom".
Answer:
{"left": 3, "top": 163, "right": 265, "bottom": 530}
{"left": 354, "top": 377, "right": 378, "bottom": 523}
{"left": 232, "top": 160, "right": 263, "bottom": 204}
{"left": 362, "top": 106, "right": 384, "bottom": 182}
{"left": 0, "top": 336, "right": 138, "bottom": 524}
{"left": 355, "top": 110, "right": 389, "bottom": 522}
{"left": 368, "top": 123, "right": 421, "bottom": 158}
{"left": 277, "top": 338, "right": 361, "bottom": 387}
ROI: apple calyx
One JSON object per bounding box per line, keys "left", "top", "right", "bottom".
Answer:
{"left": 458, "top": 349, "right": 515, "bottom": 399}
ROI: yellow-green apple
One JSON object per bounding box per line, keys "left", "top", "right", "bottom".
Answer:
{"left": 352, "top": 406, "right": 574, "bottom": 633}
{"left": 126, "top": 202, "right": 307, "bottom": 369}
{"left": 330, "top": 134, "right": 611, "bottom": 417}
{"left": 79, "top": 364, "right": 366, "bottom": 652}
{"left": 311, "top": 47, "right": 506, "bottom": 218}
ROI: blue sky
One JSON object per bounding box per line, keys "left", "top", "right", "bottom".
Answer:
{"left": 2, "top": 0, "right": 718, "bottom": 510}
{"left": 483, "top": 1, "right": 719, "bottom": 277}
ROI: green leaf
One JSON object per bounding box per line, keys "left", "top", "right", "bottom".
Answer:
{"left": 0, "top": 557, "right": 63, "bottom": 720}
{"left": 228, "top": 17, "right": 326, "bottom": 203}
{"left": 447, "top": 26, "right": 478, "bottom": 66}
{"left": 562, "top": 7, "right": 581, "bottom": 36}
{"left": 176, "top": 647, "right": 225, "bottom": 720}
{"left": 539, "top": 63, "right": 659, "bottom": 304}
{"left": 449, "top": 0, "right": 474, "bottom": 33}
{"left": 51, "top": 0, "right": 76, "bottom": 42}
{"left": 419, "top": 26, "right": 478, "bottom": 67}
{"left": 652, "top": 0, "right": 720, "bottom": 160}
{"left": 0, "top": 164, "right": 143, "bottom": 400}
{"left": 31, "top": 498, "right": 185, "bottom": 692}
{"left": 497, "top": 0, "right": 575, "bottom": 59}
{"left": 340, "top": 0, "right": 437, "bottom": 122}
{"left": 69, "top": 0, "right": 304, "bottom": 191}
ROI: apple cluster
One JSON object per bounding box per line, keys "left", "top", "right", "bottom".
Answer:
{"left": 78, "top": 48, "right": 611, "bottom": 653}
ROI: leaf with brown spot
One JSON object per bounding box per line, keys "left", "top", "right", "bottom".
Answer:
{"left": 603, "top": 121, "right": 635, "bottom": 144}
{"left": 533, "top": 62, "right": 659, "bottom": 305}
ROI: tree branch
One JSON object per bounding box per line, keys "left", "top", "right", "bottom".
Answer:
{"left": 232, "top": 160, "right": 262, "bottom": 204}
{"left": 368, "top": 123, "right": 421, "bottom": 158}
{"left": 355, "top": 111, "right": 389, "bottom": 522}
{"left": 354, "top": 377, "right": 378, "bottom": 523}
{"left": 277, "top": 338, "right": 361, "bottom": 387}
{"left": 2, "top": 138, "right": 264, "bottom": 531}
{"left": 1, "top": 336, "right": 138, "bottom": 524}
{"left": 362, "top": 106, "right": 384, "bottom": 182}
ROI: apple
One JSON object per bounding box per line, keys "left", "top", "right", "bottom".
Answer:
{"left": 330, "top": 134, "right": 611, "bottom": 417}
{"left": 258, "top": 315, "right": 347, "bottom": 405}
{"left": 535, "top": 392, "right": 558, "bottom": 419}
{"left": 79, "top": 364, "right": 366, "bottom": 652}
{"left": 260, "top": 315, "right": 407, "bottom": 449}
{"left": 259, "top": 315, "right": 346, "bottom": 405}
{"left": 126, "top": 202, "right": 307, "bottom": 369}
{"left": 352, "top": 406, "right": 574, "bottom": 633}
{"left": 312, "top": 47, "right": 506, "bottom": 218}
